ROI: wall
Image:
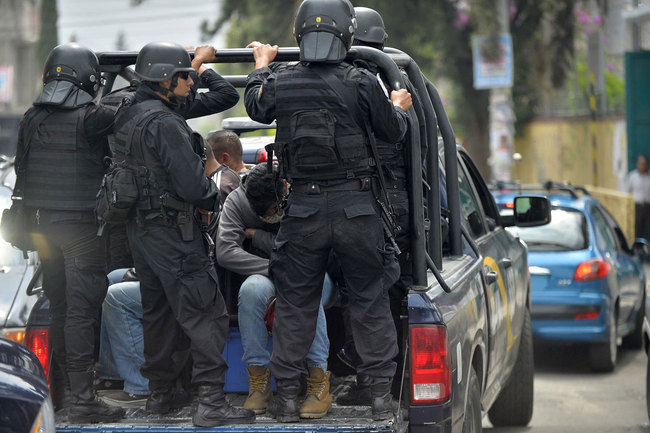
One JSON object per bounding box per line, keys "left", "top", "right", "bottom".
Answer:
{"left": 513, "top": 116, "right": 636, "bottom": 241}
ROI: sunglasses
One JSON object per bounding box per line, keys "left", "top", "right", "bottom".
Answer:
{"left": 177, "top": 71, "right": 190, "bottom": 80}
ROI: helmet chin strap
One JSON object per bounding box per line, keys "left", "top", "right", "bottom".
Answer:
{"left": 147, "top": 75, "right": 187, "bottom": 105}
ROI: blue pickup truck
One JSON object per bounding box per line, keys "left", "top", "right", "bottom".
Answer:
{"left": 19, "top": 46, "right": 549, "bottom": 433}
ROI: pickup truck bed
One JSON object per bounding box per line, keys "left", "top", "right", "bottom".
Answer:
{"left": 54, "top": 376, "right": 407, "bottom": 433}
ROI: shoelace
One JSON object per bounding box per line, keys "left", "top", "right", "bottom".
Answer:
{"left": 249, "top": 372, "right": 270, "bottom": 392}
{"left": 305, "top": 376, "right": 326, "bottom": 398}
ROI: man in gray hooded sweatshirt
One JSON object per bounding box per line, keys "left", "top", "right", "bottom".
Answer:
{"left": 215, "top": 164, "right": 333, "bottom": 419}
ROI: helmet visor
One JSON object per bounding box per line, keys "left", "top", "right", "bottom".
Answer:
{"left": 299, "top": 32, "right": 348, "bottom": 63}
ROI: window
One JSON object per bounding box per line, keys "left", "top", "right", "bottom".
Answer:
{"left": 591, "top": 206, "right": 617, "bottom": 251}
{"left": 457, "top": 161, "right": 486, "bottom": 238}
{"left": 507, "top": 207, "right": 588, "bottom": 251}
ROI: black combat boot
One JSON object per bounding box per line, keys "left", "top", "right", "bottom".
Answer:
{"left": 145, "top": 385, "right": 192, "bottom": 414}
{"left": 267, "top": 381, "right": 300, "bottom": 423}
{"left": 336, "top": 376, "right": 372, "bottom": 406}
{"left": 192, "top": 385, "right": 256, "bottom": 427}
{"left": 370, "top": 378, "right": 397, "bottom": 421}
{"left": 67, "top": 371, "right": 125, "bottom": 423}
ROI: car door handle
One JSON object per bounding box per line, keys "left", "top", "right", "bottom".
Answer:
{"left": 499, "top": 258, "right": 512, "bottom": 268}
{"left": 485, "top": 270, "right": 499, "bottom": 285}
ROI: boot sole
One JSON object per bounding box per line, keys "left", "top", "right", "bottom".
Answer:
{"left": 192, "top": 413, "right": 256, "bottom": 427}
{"left": 300, "top": 402, "right": 332, "bottom": 419}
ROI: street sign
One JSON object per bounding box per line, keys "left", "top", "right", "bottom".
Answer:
{"left": 472, "top": 34, "right": 513, "bottom": 89}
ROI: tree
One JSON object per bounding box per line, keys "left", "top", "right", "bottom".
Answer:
{"left": 37, "top": 0, "right": 58, "bottom": 68}
{"left": 204, "top": 0, "right": 577, "bottom": 176}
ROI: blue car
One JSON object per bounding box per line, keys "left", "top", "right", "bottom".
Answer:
{"left": 492, "top": 183, "right": 648, "bottom": 372}
{"left": 0, "top": 336, "right": 55, "bottom": 433}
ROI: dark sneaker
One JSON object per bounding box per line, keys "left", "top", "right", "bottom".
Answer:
{"left": 94, "top": 379, "right": 124, "bottom": 393}
{"left": 337, "top": 346, "right": 362, "bottom": 370}
{"left": 100, "top": 390, "right": 149, "bottom": 407}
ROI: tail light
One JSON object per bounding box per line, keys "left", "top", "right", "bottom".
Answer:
{"left": 410, "top": 325, "right": 450, "bottom": 404}
{"left": 573, "top": 259, "right": 610, "bottom": 282}
{"left": 255, "top": 149, "right": 268, "bottom": 163}
{"left": 25, "top": 327, "right": 51, "bottom": 380}
{"left": 574, "top": 310, "right": 600, "bottom": 320}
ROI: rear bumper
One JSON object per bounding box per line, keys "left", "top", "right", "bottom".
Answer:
{"left": 531, "top": 292, "right": 610, "bottom": 343}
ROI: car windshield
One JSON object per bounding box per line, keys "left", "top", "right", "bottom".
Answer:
{"left": 507, "top": 207, "right": 588, "bottom": 251}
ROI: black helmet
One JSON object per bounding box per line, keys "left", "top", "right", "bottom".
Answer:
{"left": 134, "top": 42, "right": 194, "bottom": 82}
{"left": 42, "top": 43, "right": 101, "bottom": 95}
{"left": 35, "top": 43, "right": 102, "bottom": 107}
{"left": 294, "top": 0, "right": 357, "bottom": 63}
{"left": 353, "top": 7, "right": 388, "bottom": 47}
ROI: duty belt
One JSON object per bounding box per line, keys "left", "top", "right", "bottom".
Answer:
{"left": 291, "top": 177, "right": 372, "bottom": 194}
{"left": 386, "top": 178, "right": 408, "bottom": 191}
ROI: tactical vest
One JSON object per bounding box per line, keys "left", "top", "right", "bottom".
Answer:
{"left": 111, "top": 99, "right": 185, "bottom": 214}
{"left": 23, "top": 106, "right": 106, "bottom": 210}
{"left": 274, "top": 63, "right": 375, "bottom": 182}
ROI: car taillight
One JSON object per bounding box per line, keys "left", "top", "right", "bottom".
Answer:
{"left": 574, "top": 310, "right": 600, "bottom": 320}
{"left": 573, "top": 259, "right": 610, "bottom": 282}
{"left": 256, "top": 149, "right": 268, "bottom": 163}
{"left": 410, "top": 325, "right": 450, "bottom": 404}
{"left": 25, "top": 327, "right": 50, "bottom": 379}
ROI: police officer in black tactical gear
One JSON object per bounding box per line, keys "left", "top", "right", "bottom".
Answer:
{"left": 112, "top": 41, "right": 254, "bottom": 427}
{"left": 101, "top": 44, "right": 239, "bottom": 272}
{"left": 336, "top": 6, "right": 414, "bottom": 404}
{"left": 245, "top": 0, "right": 413, "bottom": 422}
{"left": 16, "top": 43, "right": 124, "bottom": 423}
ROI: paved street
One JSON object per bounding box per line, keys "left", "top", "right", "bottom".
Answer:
{"left": 484, "top": 343, "right": 650, "bottom": 433}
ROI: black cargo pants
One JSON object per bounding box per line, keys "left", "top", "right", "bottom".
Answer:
{"left": 269, "top": 189, "right": 399, "bottom": 385}
{"left": 126, "top": 219, "right": 229, "bottom": 390}
{"left": 35, "top": 210, "right": 108, "bottom": 373}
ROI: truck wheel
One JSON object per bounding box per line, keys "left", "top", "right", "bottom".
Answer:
{"left": 622, "top": 290, "right": 644, "bottom": 350}
{"left": 487, "top": 308, "right": 534, "bottom": 427}
{"left": 589, "top": 308, "right": 617, "bottom": 372}
{"left": 462, "top": 369, "right": 481, "bottom": 433}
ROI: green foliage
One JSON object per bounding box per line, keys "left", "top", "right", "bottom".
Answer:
{"left": 209, "top": 0, "right": 577, "bottom": 170}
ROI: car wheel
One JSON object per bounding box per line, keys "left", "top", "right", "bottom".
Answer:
{"left": 589, "top": 307, "right": 617, "bottom": 372}
{"left": 487, "top": 308, "right": 534, "bottom": 427}
{"left": 462, "top": 368, "right": 482, "bottom": 433}
{"left": 622, "top": 289, "right": 645, "bottom": 350}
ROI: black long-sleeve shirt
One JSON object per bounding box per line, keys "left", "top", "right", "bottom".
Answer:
{"left": 183, "top": 68, "right": 239, "bottom": 119}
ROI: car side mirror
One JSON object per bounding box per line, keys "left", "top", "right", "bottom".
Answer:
{"left": 632, "top": 237, "right": 650, "bottom": 260}
{"left": 512, "top": 196, "right": 551, "bottom": 227}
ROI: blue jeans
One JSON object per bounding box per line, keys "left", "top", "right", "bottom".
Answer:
{"left": 97, "top": 273, "right": 149, "bottom": 395}
{"left": 238, "top": 274, "right": 331, "bottom": 371}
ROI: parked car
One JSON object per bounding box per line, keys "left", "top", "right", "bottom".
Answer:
{"left": 492, "top": 182, "right": 648, "bottom": 372}
{"left": 220, "top": 117, "right": 276, "bottom": 165}
{"left": 0, "top": 157, "right": 40, "bottom": 346}
{"left": 0, "top": 336, "right": 55, "bottom": 433}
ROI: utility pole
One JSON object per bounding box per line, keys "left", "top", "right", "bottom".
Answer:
{"left": 487, "top": 0, "right": 515, "bottom": 183}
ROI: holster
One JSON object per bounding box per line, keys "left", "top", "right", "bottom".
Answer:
{"left": 176, "top": 211, "right": 193, "bottom": 242}
{"left": 159, "top": 192, "right": 194, "bottom": 242}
